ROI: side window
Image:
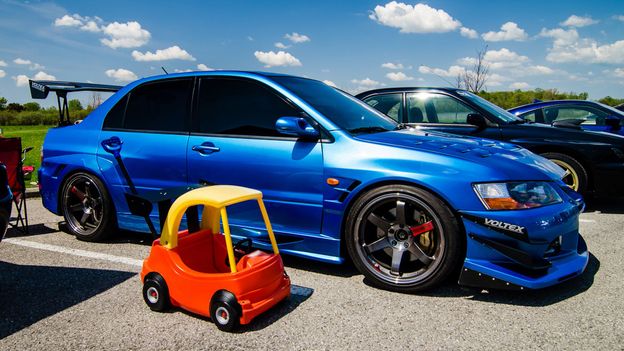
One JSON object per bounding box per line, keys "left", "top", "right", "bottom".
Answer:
{"left": 123, "top": 79, "right": 193, "bottom": 133}
{"left": 196, "top": 78, "right": 301, "bottom": 137}
{"left": 519, "top": 111, "right": 536, "bottom": 122}
{"left": 407, "top": 93, "right": 477, "bottom": 124}
{"left": 103, "top": 94, "right": 128, "bottom": 129}
{"left": 363, "top": 93, "right": 403, "bottom": 122}
{"left": 543, "top": 106, "right": 609, "bottom": 125}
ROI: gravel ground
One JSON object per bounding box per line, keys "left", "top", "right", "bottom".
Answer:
{"left": 0, "top": 197, "right": 623, "bottom": 350}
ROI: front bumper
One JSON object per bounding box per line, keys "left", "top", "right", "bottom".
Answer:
{"left": 458, "top": 198, "right": 589, "bottom": 290}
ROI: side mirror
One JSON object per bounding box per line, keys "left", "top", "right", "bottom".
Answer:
{"left": 466, "top": 113, "right": 487, "bottom": 130}
{"left": 275, "top": 117, "right": 320, "bottom": 139}
{"left": 605, "top": 116, "right": 622, "bottom": 131}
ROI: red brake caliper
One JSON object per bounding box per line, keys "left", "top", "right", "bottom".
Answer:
{"left": 70, "top": 186, "right": 86, "bottom": 201}
{"left": 410, "top": 221, "right": 434, "bottom": 237}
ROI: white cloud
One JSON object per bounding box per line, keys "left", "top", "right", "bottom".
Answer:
{"left": 14, "top": 71, "right": 56, "bottom": 87}
{"left": 13, "top": 75, "right": 29, "bottom": 87}
{"left": 482, "top": 22, "right": 528, "bottom": 42}
{"left": 541, "top": 27, "right": 624, "bottom": 64}
{"left": 132, "top": 46, "right": 195, "bottom": 61}
{"left": 80, "top": 20, "right": 101, "bottom": 32}
{"left": 561, "top": 15, "right": 598, "bottom": 27}
{"left": 0, "top": 70, "right": 5, "bottom": 78}
{"left": 614, "top": 15, "right": 624, "bottom": 22}
{"left": 274, "top": 42, "right": 290, "bottom": 49}
{"left": 614, "top": 68, "right": 624, "bottom": 78}
{"left": 197, "top": 63, "right": 213, "bottom": 71}
{"left": 101, "top": 21, "right": 151, "bottom": 49}
{"left": 0, "top": 60, "right": 6, "bottom": 67}
{"left": 254, "top": 50, "right": 302, "bottom": 67}
{"left": 419, "top": 64, "right": 465, "bottom": 77}
{"left": 369, "top": 2, "right": 461, "bottom": 33}
{"left": 284, "top": 32, "right": 310, "bottom": 43}
{"left": 351, "top": 78, "right": 382, "bottom": 88}
{"left": 487, "top": 73, "right": 510, "bottom": 87}
{"left": 323, "top": 80, "right": 337, "bottom": 87}
{"left": 509, "top": 82, "right": 530, "bottom": 90}
{"left": 14, "top": 58, "right": 31, "bottom": 65}
{"left": 54, "top": 14, "right": 82, "bottom": 27}
{"left": 525, "top": 65, "right": 555, "bottom": 75}
{"left": 386, "top": 71, "right": 414, "bottom": 81}
{"left": 460, "top": 27, "right": 478, "bottom": 39}
{"left": 539, "top": 28, "right": 579, "bottom": 46}
{"left": 105, "top": 68, "right": 137, "bottom": 82}
{"left": 381, "top": 62, "right": 404, "bottom": 69}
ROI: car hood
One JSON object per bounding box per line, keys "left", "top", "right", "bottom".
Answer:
{"left": 354, "top": 129, "right": 565, "bottom": 180}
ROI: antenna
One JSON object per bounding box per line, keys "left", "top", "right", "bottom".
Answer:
{"left": 161, "top": 66, "right": 169, "bottom": 74}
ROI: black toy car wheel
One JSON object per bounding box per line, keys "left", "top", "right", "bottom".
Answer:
{"left": 210, "top": 290, "right": 241, "bottom": 332}
{"left": 346, "top": 185, "right": 463, "bottom": 293}
{"left": 540, "top": 152, "right": 588, "bottom": 194}
{"left": 143, "top": 273, "right": 170, "bottom": 312}
{"left": 61, "top": 172, "right": 116, "bottom": 241}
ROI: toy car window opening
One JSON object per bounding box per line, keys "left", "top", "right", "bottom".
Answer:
{"left": 159, "top": 186, "right": 280, "bottom": 274}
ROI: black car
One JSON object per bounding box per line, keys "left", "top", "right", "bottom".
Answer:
{"left": 356, "top": 87, "right": 624, "bottom": 197}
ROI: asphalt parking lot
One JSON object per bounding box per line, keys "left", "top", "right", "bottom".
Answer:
{"left": 1, "top": 197, "right": 623, "bottom": 350}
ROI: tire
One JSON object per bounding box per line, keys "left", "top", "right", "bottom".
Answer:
{"left": 345, "top": 185, "right": 463, "bottom": 293}
{"left": 210, "top": 290, "right": 241, "bottom": 332}
{"left": 60, "top": 172, "right": 116, "bottom": 242}
{"left": 143, "top": 274, "right": 170, "bottom": 312}
{"left": 540, "top": 152, "right": 588, "bottom": 194}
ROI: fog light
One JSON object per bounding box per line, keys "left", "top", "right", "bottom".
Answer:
{"left": 544, "top": 236, "right": 562, "bottom": 257}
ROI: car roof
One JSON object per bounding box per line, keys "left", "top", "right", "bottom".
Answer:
{"left": 354, "top": 87, "right": 462, "bottom": 98}
{"left": 509, "top": 100, "right": 597, "bottom": 113}
{"left": 130, "top": 70, "right": 302, "bottom": 85}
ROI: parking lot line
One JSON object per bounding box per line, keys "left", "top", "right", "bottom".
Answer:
{"left": 579, "top": 219, "right": 597, "bottom": 223}
{"left": 3, "top": 238, "right": 143, "bottom": 269}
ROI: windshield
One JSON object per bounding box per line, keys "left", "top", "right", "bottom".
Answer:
{"left": 457, "top": 90, "right": 523, "bottom": 123}
{"left": 271, "top": 76, "right": 397, "bottom": 134}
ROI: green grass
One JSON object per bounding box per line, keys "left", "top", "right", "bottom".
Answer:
{"left": 1, "top": 125, "right": 52, "bottom": 186}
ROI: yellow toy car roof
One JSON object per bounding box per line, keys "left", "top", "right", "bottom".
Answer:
{"left": 174, "top": 185, "right": 263, "bottom": 208}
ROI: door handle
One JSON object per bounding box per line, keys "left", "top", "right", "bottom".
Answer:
{"left": 192, "top": 143, "right": 220, "bottom": 155}
{"left": 101, "top": 136, "right": 123, "bottom": 157}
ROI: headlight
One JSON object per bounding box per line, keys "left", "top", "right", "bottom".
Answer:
{"left": 473, "top": 182, "right": 562, "bottom": 210}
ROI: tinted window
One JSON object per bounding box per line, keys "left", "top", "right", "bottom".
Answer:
{"left": 543, "top": 105, "right": 610, "bottom": 125}
{"left": 406, "top": 93, "right": 477, "bottom": 124}
{"left": 363, "top": 93, "right": 403, "bottom": 122}
{"left": 518, "top": 110, "right": 537, "bottom": 122}
{"left": 103, "top": 95, "right": 128, "bottom": 129}
{"left": 271, "top": 77, "right": 397, "bottom": 133}
{"left": 196, "top": 78, "right": 301, "bottom": 137}
{"left": 123, "top": 79, "right": 192, "bottom": 132}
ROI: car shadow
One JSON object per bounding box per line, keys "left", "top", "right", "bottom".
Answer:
{"left": 282, "top": 254, "right": 358, "bottom": 278}
{"left": 410, "top": 253, "right": 600, "bottom": 307}
{"left": 584, "top": 197, "right": 624, "bottom": 214}
{"left": 394, "top": 253, "right": 600, "bottom": 307}
{"left": 4, "top": 223, "right": 59, "bottom": 239}
{"left": 0, "top": 261, "right": 135, "bottom": 339}
{"left": 172, "top": 284, "right": 314, "bottom": 333}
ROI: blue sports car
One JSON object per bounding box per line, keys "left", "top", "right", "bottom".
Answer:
{"left": 509, "top": 100, "right": 623, "bottom": 136}
{"left": 32, "top": 72, "right": 588, "bottom": 292}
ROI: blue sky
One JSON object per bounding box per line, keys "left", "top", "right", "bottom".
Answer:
{"left": 0, "top": 0, "right": 623, "bottom": 106}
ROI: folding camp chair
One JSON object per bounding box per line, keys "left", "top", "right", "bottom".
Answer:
{"left": 0, "top": 137, "right": 33, "bottom": 233}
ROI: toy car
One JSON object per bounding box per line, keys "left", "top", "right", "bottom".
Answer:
{"left": 140, "top": 185, "right": 290, "bottom": 331}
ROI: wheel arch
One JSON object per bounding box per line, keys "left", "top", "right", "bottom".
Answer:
{"left": 57, "top": 168, "right": 118, "bottom": 222}
{"left": 339, "top": 179, "right": 467, "bottom": 259}
{"left": 523, "top": 145, "right": 594, "bottom": 190}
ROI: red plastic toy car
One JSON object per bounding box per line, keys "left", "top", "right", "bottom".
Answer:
{"left": 140, "top": 185, "right": 291, "bottom": 331}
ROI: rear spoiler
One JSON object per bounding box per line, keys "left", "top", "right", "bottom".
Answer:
{"left": 29, "top": 80, "right": 122, "bottom": 126}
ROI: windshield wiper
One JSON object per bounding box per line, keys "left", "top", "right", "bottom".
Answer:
{"left": 348, "top": 126, "right": 391, "bottom": 134}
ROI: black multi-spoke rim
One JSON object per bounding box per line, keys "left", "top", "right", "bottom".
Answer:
{"left": 354, "top": 193, "right": 445, "bottom": 285}
{"left": 63, "top": 175, "right": 104, "bottom": 235}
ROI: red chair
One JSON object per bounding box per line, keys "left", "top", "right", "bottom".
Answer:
{"left": 0, "top": 137, "right": 33, "bottom": 233}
